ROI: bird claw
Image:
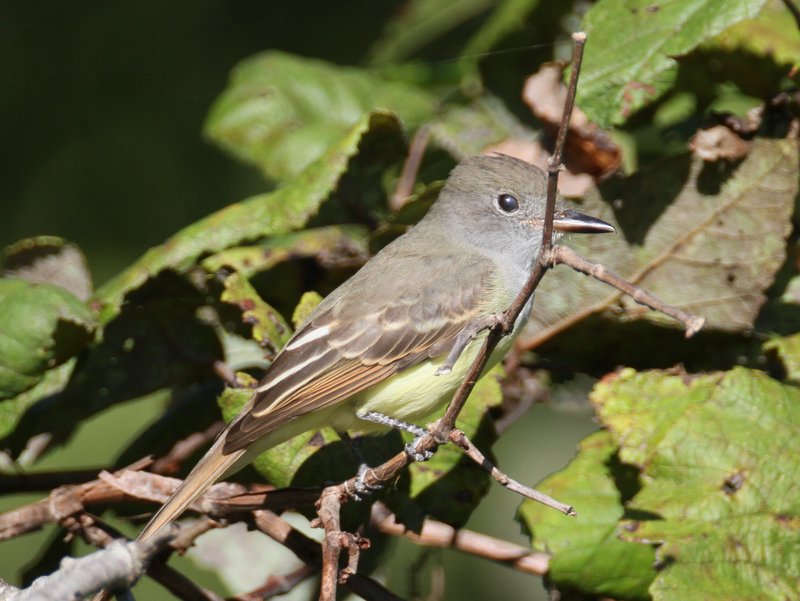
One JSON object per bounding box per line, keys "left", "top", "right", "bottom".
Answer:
{"left": 405, "top": 436, "right": 434, "bottom": 462}
{"left": 357, "top": 411, "right": 433, "bottom": 461}
{"left": 345, "top": 464, "right": 383, "bottom": 501}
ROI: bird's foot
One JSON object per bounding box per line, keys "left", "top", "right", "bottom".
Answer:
{"left": 344, "top": 463, "right": 383, "bottom": 501}
{"left": 357, "top": 411, "right": 426, "bottom": 437}
{"left": 404, "top": 435, "right": 434, "bottom": 462}
{"left": 357, "top": 411, "right": 434, "bottom": 462}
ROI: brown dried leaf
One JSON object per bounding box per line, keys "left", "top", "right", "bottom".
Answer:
{"left": 689, "top": 125, "right": 750, "bottom": 162}
{"left": 523, "top": 64, "right": 622, "bottom": 179}
{"left": 521, "top": 137, "right": 797, "bottom": 349}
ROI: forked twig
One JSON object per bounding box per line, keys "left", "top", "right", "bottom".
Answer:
{"left": 370, "top": 503, "right": 550, "bottom": 576}
{"left": 448, "top": 429, "right": 575, "bottom": 515}
{"left": 548, "top": 246, "right": 705, "bottom": 336}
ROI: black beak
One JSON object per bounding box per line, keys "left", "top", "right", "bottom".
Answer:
{"left": 552, "top": 209, "right": 615, "bottom": 234}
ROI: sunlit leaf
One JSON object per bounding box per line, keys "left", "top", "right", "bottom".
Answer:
{"left": 219, "top": 271, "right": 292, "bottom": 357}
{"left": 593, "top": 367, "right": 800, "bottom": 601}
{"left": 94, "top": 111, "right": 405, "bottom": 323}
{"left": 711, "top": 0, "right": 800, "bottom": 68}
{"left": 0, "top": 279, "right": 94, "bottom": 401}
{"left": 206, "top": 52, "right": 434, "bottom": 180}
{"left": 578, "top": 0, "right": 767, "bottom": 126}
{"left": 520, "top": 430, "right": 656, "bottom": 600}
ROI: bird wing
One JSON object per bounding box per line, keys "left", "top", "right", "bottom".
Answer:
{"left": 222, "top": 251, "right": 498, "bottom": 454}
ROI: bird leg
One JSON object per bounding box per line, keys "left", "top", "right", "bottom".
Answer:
{"left": 435, "top": 313, "right": 502, "bottom": 376}
{"left": 357, "top": 411, "right": 433, "bottom": 462}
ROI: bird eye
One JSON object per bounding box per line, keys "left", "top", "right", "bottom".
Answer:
{"left": 496, "top": 193, "right": 519, "bottom": 214}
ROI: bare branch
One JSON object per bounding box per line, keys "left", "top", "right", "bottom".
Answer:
{"left": 371, "top": 503, "right": 550, "bottom": 576}
{"left": 253, "top": 510, "right": 402, "bottom": 601}
{"left": 448, "top": 429, "right": 575, "bottom": 516}
{"left": 230, "top": 564, "right": 315, "bottom": 601}
{"left": 0, "top": 469, "right": 103, "bottom": 494}
{"left": 390, "top": 125, "right": 431, "bottom": 211}
{"left": 549, "top": 245, "right": 705, "bottom": 337}
{"left": 0, "top": 531, "right": 174, "bottom": 601}
{"left": 317, "top": 488, "right": 345, "bottom": 601}
{"left": 151, "top": 421, "right": 225, "bottom": 476}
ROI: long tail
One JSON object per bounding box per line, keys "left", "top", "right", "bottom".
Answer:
{"left": 137, "top": 433, "right": 246, "bottom": 541}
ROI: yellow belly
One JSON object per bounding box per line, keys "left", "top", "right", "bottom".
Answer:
{"left": 337, "top": 329, "right": 515, "bottom": 433}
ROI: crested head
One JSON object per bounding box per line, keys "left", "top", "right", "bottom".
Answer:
{"left": 416, "top": 154, "right": 614, "bottom": 271}
{"left": 420, "top": 154, "right": 556, "bottom": 270}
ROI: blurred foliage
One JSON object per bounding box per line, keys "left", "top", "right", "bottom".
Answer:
{"left": 2, "top": 1, "right": 800, "bottom": 600}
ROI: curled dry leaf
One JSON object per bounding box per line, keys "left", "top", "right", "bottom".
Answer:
{"left": 689, "top": 125, "right": 750, "bottom": 162}
{"left": 522, "top": 63, "right": 622, "bottom": 180}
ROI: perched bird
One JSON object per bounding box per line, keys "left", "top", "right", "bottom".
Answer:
{"left": 137, "top": 153, "right": 613, "bottom": 540}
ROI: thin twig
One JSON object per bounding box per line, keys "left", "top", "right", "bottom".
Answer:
{"left": 317, "top": 488, "right": 344, "bottom": 601}
{"left": 390, "top": 125, "right": 431, "bottom": 211}
{"left": 430, "top": 33, "right": 588, "bottom": 444}
{"left": 543, "top": 32, "right": 587, "bottom": 252}
{"left": 151, "top": 421, "right": 225, "bottom": 476}
{"left": 549, "top": 245, "right": 705, "bottom": 336}
{"left": 212, "top": 361, "right": 240, "bottom": 387}
{"left": 252, "top": 510, "right": 402, "bottom": 601}
{"left": 448, "top": 429, "right": 575, "bottom": 516}
{"left": 0, "top": 468, "right": 104, "bottom": 493}
{"left": 230, "top": 564, "right": 315, "bottom": 601}
{"left": 370, "top": 503, "right": 550, "bottom": 576}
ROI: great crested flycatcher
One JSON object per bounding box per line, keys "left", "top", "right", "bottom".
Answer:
{"left": 137, "top": 153, "right": 614, "bottom": 540}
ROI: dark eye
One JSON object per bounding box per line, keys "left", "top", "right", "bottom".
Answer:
{"left": 496, "top": 193, "right": 519, "bottom": 214}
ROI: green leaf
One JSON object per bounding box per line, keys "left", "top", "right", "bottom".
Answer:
{"left": 0, "top": 279, "right": 95, "bottom": 401}
{"left": 205, "top": 52, "right": 435, "bottom": 181}
{"left": 3, "top": 271, "right": 222, "bottom": 459}
{"left": 367, "top": 0, "right": 495, "bottom": 65}
{"left": 1, "top": 236, "right": 92, "bottom": 301}
{"left": 429, "top": 94, "right": 538, "bottom": 160}
{"left": 292, "top": 291, "right": 324, "bottom": 329}
{"left": 94, "top": 111, "right": 405, "bottom": 324}
{"left": 578, "top": 0, "right": 767, "bottom": 126}
{"left": 219, "top": 272, "right": 292, "bottom": 357}
{"left": 523, "top": 137, "right": 798, "bottom": 351}
{"left": 201, "top": 225, "right": 369, "bottom": 279}
{"left": 593, "top": 367, "right": 800, "bottom": 601}
{"left": 460, "top": 0, "right": 541, "bottom": 68}
{"left": 711, "top": 0, "right": 800, "bottom": 68}
{"left": 0, "top": 360, "right": 74, "bottom": 444}
{"left": 520, "top": 430, "right": 656, "bottom": 600}
{"left": 763, "top": 332, "right": 800, "bottom": 383}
